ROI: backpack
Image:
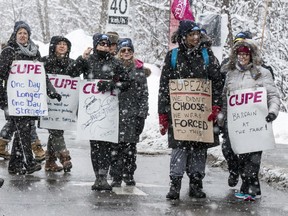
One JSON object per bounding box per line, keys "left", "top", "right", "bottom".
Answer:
{"left": 170, "top": 47, "right": 210, "bottom": 70}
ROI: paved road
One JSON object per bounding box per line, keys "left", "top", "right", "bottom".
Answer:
{"left": 1, "top": 129, "right": 288, "bottom": 216}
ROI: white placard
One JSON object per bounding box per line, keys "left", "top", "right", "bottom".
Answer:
{"left": 227, "top": 87, "right": 275, "bottom": 154}
{"left": 77, "top": 80, "right": 119, "bottom": 143}
{"left": 7, "top": 60, "right": 48, "bottom": 116}
{"left": 40, "top": 74, "right": 80, "bottom": 130}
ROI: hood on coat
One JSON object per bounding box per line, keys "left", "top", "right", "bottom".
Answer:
{"left": 49, "top": 36, "right": 71, "bottom": 57}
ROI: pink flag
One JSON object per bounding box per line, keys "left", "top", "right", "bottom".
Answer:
{"left": 171, "top": 0, "right": 195, "bottom": 21}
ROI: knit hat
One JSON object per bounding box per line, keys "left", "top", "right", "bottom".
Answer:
{"left": 92, "top": 33, "right": 111, "bottom": 48}
{"left": 117, "top": 38, "right": 134, "bottom": 53}
{"left": 14, "top": 21, "right": 31, "bottom": 37}
{"left": 106, "top": 31, "right": 119, "bottom": 44}
{"left": 178, "top": 20, "right": 201, "bottom": 37}
{"left": 237, "top": 46, "right": 251, "bottom": 54}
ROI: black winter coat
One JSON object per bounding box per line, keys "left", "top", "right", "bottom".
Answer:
{"left": 158, "top": 35, "right": 224, "bottom": 149}
{"left": 118, "top": 62, "right": 149, "bottom": 143}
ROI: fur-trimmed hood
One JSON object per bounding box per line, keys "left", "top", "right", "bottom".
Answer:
{"left": 224, "top": 39, "right": 262, "bottom": 70}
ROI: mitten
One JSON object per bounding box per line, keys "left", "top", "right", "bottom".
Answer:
{"left": 265, "top": 113, "right": 276, "bottom": 122}
{"left": 208, "top": 105, "right": 221, "bottom": 123}
{"left": 50, "top": 93, "right": 62, "bottom": 102}
{"left": 159, "top": 113, "right": 169, "bottom": 135}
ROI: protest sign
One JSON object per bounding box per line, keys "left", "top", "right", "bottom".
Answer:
{"left": 227, "top": 87, "right": 275, "bottom": 154}
{"left": 7, "top": 60, "right": 48, "bottom": 116}
{"left": 40, "top": 74, "right": 80, "bottom": 130}
{"left": 169, "top": 78, "right": 213, "bottom": 143}
{"left": 77, "top": 80, "right": 119, "bottom": 143}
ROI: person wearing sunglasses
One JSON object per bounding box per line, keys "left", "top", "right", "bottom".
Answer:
{"left": 74, "top": 33, "right": 130, "bottom": 191}
{"left": 109, "top": 38, "right": 150, "bottom": 187}
{"left": 106, "top": 31, "right": 119, "bottom": 56}
{"left": 219, "top": 39, "right": 280, "bottom": 201}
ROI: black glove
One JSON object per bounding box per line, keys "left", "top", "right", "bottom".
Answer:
{"left": 50, "top": 93, "right": 62, "bottom": 102}
{"left": 136, "top": 117, "right": 145, "bottom": 135}
{"left": 97, "top": 81, "right": 116, "bottom": 93}
{"left": 265, "top": 113, "right": 276, "bottom": 122}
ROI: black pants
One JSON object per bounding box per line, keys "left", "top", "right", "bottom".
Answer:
{"left": 221, "top": 126, "right": 239, "bottom": 175}
{"left": 110, "top": 142, "right": 137, "bottom": 179}
{"left": 8, "top": 118, "right": 36, "bottom": 170}
{"left": 90, "top": 140, "right": 112, "bottom": 177}
{"left": 239, "top": 151, "right": 262, "bottom": 196}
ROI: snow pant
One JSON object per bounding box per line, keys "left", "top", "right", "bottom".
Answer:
{"left": 47, "top": 129, "right": 66, "bottom": 154}
{"left": 1, "top": 119, "right": 38, "bottom": 143}
{"left": 170, "top": 147, "right": 207, "bottom": 181}
{"left": 90, "top": 140, "right": 112, "bottom": 177}
{"left": 238, "top": 151, "right": 262, "bottom": 196}
{"left": 8, "top": 118, "right": 37, "bottom": 170}
{"left": 221, "top": 124, "right": 239, "bottom": 176}
{"left": 110, "top": 142, "right": 137, "bottom": 179}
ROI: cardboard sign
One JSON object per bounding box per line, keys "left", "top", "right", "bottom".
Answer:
{"left": 40, "top": 74, "right": 80, "bottom": 130}
{"left": 77, "top": 79, "right": 119, "bottom": 143}
{"left": 7, "top": 60, "right": 48, "bottom": 116}
{"left": 169, "top": 78, "right": 214, "bottom": 143}
{"left": 227, "top": 87, "right": 276, "bottom": 154}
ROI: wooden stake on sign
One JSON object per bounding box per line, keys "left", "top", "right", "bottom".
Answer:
{"left": 260, "top": 0, "right": 271, "bottom": 55}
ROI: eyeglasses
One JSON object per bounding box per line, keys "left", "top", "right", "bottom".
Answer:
{"left": 98, "top": 41, "right": 110, "bottom": 47}
{"left": 237, "top": 53, "right": 250, "bottom": 57}
{"left": 120, "top": 48, "right": 133, "bottom": 53}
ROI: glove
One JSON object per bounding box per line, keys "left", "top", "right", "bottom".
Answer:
{"left": 97, "top": 80, "right": 116, "bottom": 93}
{"left": 265, "top": 113, "right": 276, "bottom": 122}
{"left": 208, "top": 105, "right": 221, "bottom": 123}
{"left": 50, "top": 93, "right": 62, "bottom": 102}
{"left": 159, "top": 113, "right": 169, "bottom": 135}
{"left": 135, "top": 117, "right": 145, "bottom": 135}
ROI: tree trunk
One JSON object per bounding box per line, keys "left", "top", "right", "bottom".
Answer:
{"left": 43, "top": 0, "right": 50, "bottom": 42}
{"left": 222, "top": 0, "right": 233, "bottom": 49}
{"left": 99, "top": 0, "right": 109, "bottom": 33}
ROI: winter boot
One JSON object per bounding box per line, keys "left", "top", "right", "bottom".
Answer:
{"left": 189, "top": 179, "right": 206, "bottom": 198}
{"left": 0, "top": 178, "right": 4, "bottom": 188}
{"left": 123, "top": 174, "right": 136, "bottom": 186}
{"left": 0, "top": 138, "right": 10, "bottom": 160}
{"left": 59, "top": 150, "right": 72, "bottom": 172}
{"left": 45, "top": 151, "right": 63, "bottom": 172}
{"left": 166, "top": 176, "right": 182, "bottom": 200}
{"left": 31, "top": 139, "right": 45, "bottom": 162}
{"left": 91, "top": 175, "right": 112, "bottom": 191}
{"left": 111, "top": 176, "right": 122, "bottom": 187}
{"left": 26, "top": 162, "right": 42, "bottom": 175}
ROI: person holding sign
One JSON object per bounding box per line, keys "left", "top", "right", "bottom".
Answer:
{"left": 220, "top": 39, "right": 280, "bottom": 201}
{"left": 0, "top": 21, "right": 61, "bottom": 175}
{"left": 41, "top": 36, "right": 76, "bottom": 173}
{"left": 75, "top": 33, "right": 130, "bottom": 191}
{"left": 158, "top": 20, "right": 224, "bottom": 200}
{"left": 109, "top": 38, "right": 150, "bottom": 187}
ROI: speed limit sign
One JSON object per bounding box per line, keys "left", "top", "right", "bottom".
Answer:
{"left": 106, "top": 0, "right": 131, "bottom": 37}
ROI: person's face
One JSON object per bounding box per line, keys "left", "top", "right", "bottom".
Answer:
{"left": 55, "top": 41, "right": 68, "bottom": 57}
{"left": 120, "top": 47, "right": 133, "bottom": 60}
{"left": 16, "top": 28, "right": 29, "bottom": 45}
{"left": 237, "top": 52, "right": 251, "bottom": 66}
{"left": 96, "top": 40, "right": 110, "bottom": 52}
{"left": 185, "top": 31, "right": 201, "bottom": 48}
{"left": 109, "top": 43, "right": 117, "bottom": 55}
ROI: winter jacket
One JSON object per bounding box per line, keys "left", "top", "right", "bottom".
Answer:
{"left": 221, "top": 39, "right": 280, "bottom": 117}
{"left": 0, "top": 34, "right": 57, "bottom": 120}
{"left": 118, "top": 59, "right": 150, "bottom": 143}
{"left": 41, "top": 36, "right": 75, "bottom": 76}
{"left": 158, "top": 34, "right": 223, "bottom": 149}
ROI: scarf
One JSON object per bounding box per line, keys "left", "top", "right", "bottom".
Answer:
{"left": 16, "top": 40, "right": 38, "bottom": 57}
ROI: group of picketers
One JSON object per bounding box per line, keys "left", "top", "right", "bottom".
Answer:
{"left": 158, "top": 20, "right": 279, "bottom": 201}
{"left": 0, "top": 21, "right": 150, "bottom": 191}
{"left": 0, "top": 19, "right": 280, "bottom": 203}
